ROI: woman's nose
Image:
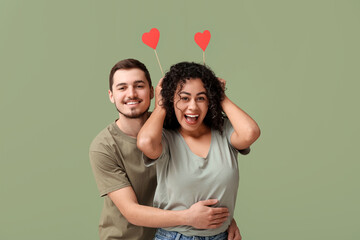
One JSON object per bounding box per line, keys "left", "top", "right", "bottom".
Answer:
{"left": 187, "top": 99, "right": 198, "bottom": 110}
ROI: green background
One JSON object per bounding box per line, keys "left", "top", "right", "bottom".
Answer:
{"left": 1, "top": 0, "right": 359, "bottom": 239}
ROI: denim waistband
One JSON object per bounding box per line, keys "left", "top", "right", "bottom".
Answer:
{"left": 154, "top": 228, "right": 228, "bottom": 240}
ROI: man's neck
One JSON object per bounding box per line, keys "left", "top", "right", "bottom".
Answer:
{"left": 116, "top": 112, "right": 150, "bottom": 138}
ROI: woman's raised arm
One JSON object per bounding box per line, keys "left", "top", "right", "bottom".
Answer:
{"left": 219, "top": 78, "right": 261, "bottom": 150}
{"left": 137, "top": 78, "right": 166, "bottom": 159}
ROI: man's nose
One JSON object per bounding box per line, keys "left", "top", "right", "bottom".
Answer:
{"left": 128, "top": 86, "right": 137, "bottom": 98}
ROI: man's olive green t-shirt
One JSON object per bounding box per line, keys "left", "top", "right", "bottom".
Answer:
{"left": 89, "top": 121, "right": 157, "bottom": 240}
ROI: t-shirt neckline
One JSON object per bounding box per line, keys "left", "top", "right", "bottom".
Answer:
{"left": 176, "top": 128, "right": 213, "bottom": 160}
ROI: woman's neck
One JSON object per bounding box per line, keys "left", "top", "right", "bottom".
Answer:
{"left": 179, "top": 124, "right": 211, "bottom": 139}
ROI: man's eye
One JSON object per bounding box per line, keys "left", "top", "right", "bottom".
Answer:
{"left": 118, "top": 87, "right": 125, "bottom": 90}
{"left": 136, "top": 85, "right": 144, "bottom": 88}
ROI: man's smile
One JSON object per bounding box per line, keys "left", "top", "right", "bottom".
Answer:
{"left": 124, "top": 99, "right": 142, "bottom": 105}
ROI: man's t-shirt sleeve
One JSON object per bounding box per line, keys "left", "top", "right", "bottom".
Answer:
{"left": 89, "top": 150, "right": 130, "bottom": 197}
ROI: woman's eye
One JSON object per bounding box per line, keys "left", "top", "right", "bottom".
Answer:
{"left": 180, "top": 97, "right": 189, "bottom": 101}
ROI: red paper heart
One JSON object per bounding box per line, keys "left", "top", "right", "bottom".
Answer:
{"left": 142, "top": 28, "right": 160, "bottom": 50}
{"left": 194, "top": 30, "right": 211, "bottom": 51}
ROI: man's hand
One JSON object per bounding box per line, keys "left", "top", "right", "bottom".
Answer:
{"left": 227, "top": 219, "right": 242, "bottom": 240}
{"left": 185, "top": 199, "right": 229, "bottom": 229}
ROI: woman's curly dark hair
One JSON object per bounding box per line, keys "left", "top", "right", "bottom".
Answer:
{"left": 161, "top": 62, "right": 225, "bottom": 132}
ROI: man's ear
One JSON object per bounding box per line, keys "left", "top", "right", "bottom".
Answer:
{"left": 108, "top": 90, "right": 115, "bottom": 103}
{"left": 150, "top": 86, "right": 154, "bottom": 99}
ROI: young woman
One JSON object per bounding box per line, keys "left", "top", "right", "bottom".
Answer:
{"left": 137, "top": 62, "right": 260, "bottom": 240}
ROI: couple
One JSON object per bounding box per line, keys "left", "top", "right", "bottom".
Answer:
{"left": 90, "top": 59, "right": 260, "bottom": 240}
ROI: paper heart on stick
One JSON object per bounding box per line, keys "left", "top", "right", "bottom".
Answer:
{"left": 142, "top": 28, "right": 160, "bottom": 49}
{"left": 194, "top": 30, "right": 211, "bottom": 51}
{"left": 141, "top": 28, "right": 164, "bottom": 75}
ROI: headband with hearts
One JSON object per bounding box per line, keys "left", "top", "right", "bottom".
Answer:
{"left": 142, "top": 28, "right": 211, "bottom": 76}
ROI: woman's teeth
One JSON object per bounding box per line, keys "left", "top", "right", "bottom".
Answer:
{"left": 185, "top": 114, "right": 199, "bottom": 123}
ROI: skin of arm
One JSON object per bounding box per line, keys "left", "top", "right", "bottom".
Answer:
{"left": 108, "top": 186, "right": 229, "bottom": 229}
{"left": 219, "top": 78, "right": 261, "bottom": 150}
{"left": 137, "top": 78, "right": 166, "bottom": 160}
{"left": 136, "top": 106, "right": 165, "bottom": 159}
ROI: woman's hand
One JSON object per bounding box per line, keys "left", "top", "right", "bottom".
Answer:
{"left": 155, "top": 78, "right": 164, "bottom": 109}
{"left": 218, "top": 77, "right": 226, "bottom": 92}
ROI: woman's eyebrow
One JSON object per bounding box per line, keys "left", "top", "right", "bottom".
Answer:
{"left": 179, "top": 91, "right": 191, "bottom": 95}
{"left": 179, "top": 91, "right": 206, "bottom": 95}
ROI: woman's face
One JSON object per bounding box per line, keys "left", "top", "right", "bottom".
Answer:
{"left": 173, "top": 78, "right": 209, "bottom": 133}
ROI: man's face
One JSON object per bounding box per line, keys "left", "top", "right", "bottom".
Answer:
{"left": 109, "top": 68, "right": 154, "bottom": 119}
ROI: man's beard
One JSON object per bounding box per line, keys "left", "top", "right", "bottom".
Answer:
{"left": 114, "top": 104, "right": 149, "bottom": 119}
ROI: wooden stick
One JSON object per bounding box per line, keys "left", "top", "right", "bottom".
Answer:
{"left": 203, "top": 51, "right": 205, "bottom": 64}
{"left": 154, "top": 49, "right": 164, "bottom": 76}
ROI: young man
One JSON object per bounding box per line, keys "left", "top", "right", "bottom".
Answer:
{"left": 89, "top": 59, "right": 241, "bottom": 240}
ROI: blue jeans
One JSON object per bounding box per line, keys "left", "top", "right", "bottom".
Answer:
{"left": 154, "top": 228, "right": 228, "bottom": 240}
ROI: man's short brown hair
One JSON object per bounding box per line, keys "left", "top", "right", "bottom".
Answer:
{"left": 109, "top": 59, "right": 152, "bottom": 91}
